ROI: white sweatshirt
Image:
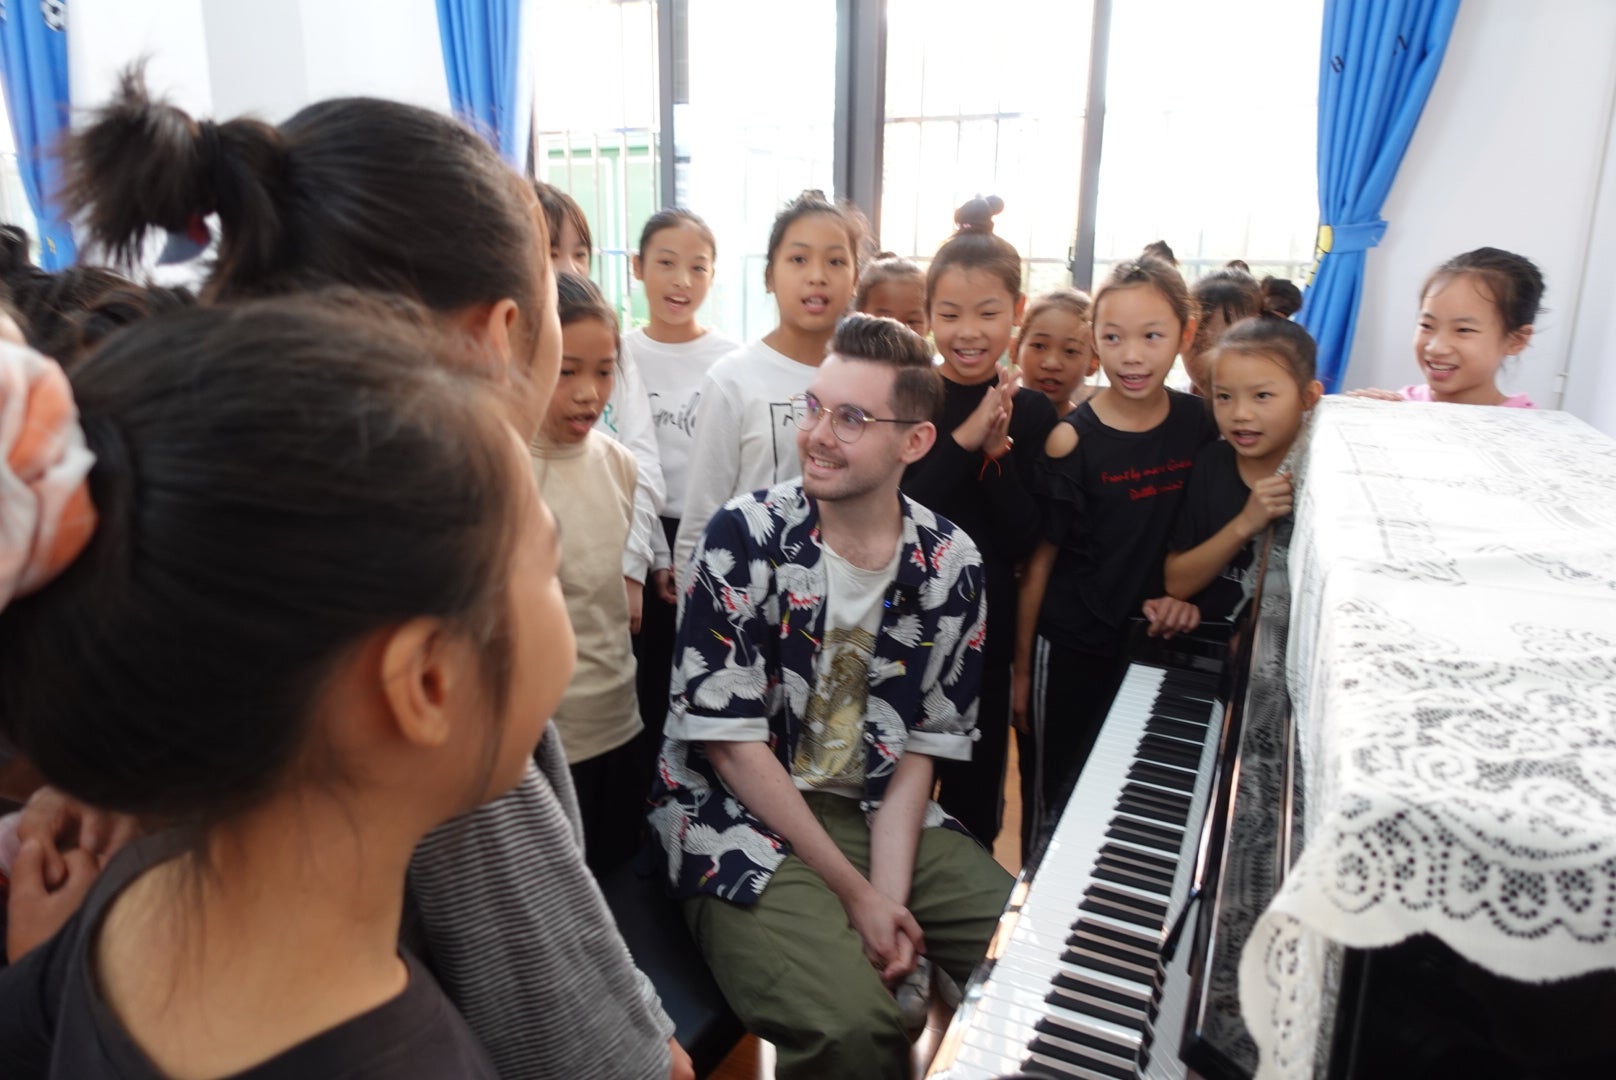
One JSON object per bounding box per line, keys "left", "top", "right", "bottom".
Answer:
{"left": 621, "top": 327, "right": 740, "bottom": 522}
{"left": 594, "top": 345, "right": 664, "bottom": 582}
{"left": 673, "top": 339, "right": 819, "bottom": 582}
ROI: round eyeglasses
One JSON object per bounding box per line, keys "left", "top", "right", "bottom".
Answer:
{"left": 790, "top": 393, "right": 925, "bottom": 444}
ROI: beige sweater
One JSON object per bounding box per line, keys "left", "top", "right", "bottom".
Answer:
{"left": 530, "top": 431, "right": 642, "bottom": 764}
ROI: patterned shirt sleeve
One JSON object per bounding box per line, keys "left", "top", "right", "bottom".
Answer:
{"left": 906, "top": 532, "right": 986, "bottom": 762}
{"left": 665, "top": 500, "right": 774, "bottom": 743}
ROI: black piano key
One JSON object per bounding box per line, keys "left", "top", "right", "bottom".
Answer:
{"left": 1098, "top": 842, "right": 1177, "bottom": 880}
{"left": 1027, "top": 1030, "right": 1137, "bottom": 1079}
{"left": 1067, "top": 927, "right": 1158, "bottom": 967}
{"left": 1089, "top": 884, "right": 1169, "bottom": 922}
{"left": 1147, "top": 715, "right": 1212, "bottom": 742}
{"left": 1060, "top": 946, "right": 1155, "bottom": 988}
{"left": 1137, "top": 734, "right": 1201, "bottom": 770}
{"left": 1049, "top": 950, "right": 1154, "bottom": 1007}
{"left": 1092, "top": 857, "right": 1171, "bottom": 894}
{"left": 1044, "top": 986, "right": 1148, "bottom": 1032}
{"left": 1034, "top": 1022, "right": 1142, "bottom": 1077}
{"left": 1078, "top": 893, "right": 1163, "bottom": 930}
{"left": 1105, "top": 819, "right": 1181, "bottom": 854}
{"left": 1149, "top": 697, "right": 1216, "bottom": 723}
{"left": 1122, "top": 778, "right": 1192, "bottom": 809}
{"left": 1018, "top": 1056, "right": 1086, "bottom": 1080}
{"left": 1128, "top": 760, "right": 1195, "bottom": 791}
{"left": 1119, "top": 787, "right": 1191, "bottom": 825}
{"left": 1111, "top": 814, "right": 1185, "bottom": 848}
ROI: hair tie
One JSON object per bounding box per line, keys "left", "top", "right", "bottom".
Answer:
{"left": 0, "top": 343, "right": 98, "bottom": 610}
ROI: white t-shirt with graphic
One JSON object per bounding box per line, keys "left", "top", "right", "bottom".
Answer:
{"left": 621, "top": 327, "right": 739, "bottom": 521}
{"left": 791, "top": 543, "right": 901, "bottom": 799}
{"left": 673, "top": 339, "right": 819, "bottom": 581}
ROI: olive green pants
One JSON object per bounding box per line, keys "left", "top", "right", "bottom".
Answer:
{"left": 683, "top": 793, "right": 1013, "bottom": 1080}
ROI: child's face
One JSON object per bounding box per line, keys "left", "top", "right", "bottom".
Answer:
{"left": 487, "top": 436, "right": 574, "bottom": 798}
{"left": 634, "top": 225, "right": 714, "bottom": 331}
{"left": 767, "top": 213, "right": 857, "bottom": 336}
{"left": 930, "top": 266, "right": 1019, "bottom": 385}
{"left": 543, "top": 317, "right": 617, "bottom": 444}
{"left": 1094, "top": 284, "right": 1191, "bottom": 402}
{"left": 1210, "top": 350, "right": 1317, "bottom": 464}
{"left": 552, "top": 216, "right": 592, "bottom": 278}
{"left": 862, "top": 277, "right": 928, "bottom": 338}
{"left": 1017, "top": 308, "right": 1095, "bottom": 409}
{"left": 1412, "top": 274, "right": 1527, "bottom": 402}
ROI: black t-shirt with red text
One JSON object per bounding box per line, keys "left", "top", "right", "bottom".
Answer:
{"left": 1037, "top": 390, "right": 1216, "bottom": 655}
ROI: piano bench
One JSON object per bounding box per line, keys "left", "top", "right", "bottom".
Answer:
{"left": 599, "top": 860, "right": 745, "bottom": 1078}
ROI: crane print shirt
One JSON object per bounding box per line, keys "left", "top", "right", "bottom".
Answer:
{"left": 648, "top": 481, "right": 988, "bottom": 904}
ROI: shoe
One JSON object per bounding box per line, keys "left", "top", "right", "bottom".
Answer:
{"left": 897, "top": 956, "right": 933, "bottom": 1037}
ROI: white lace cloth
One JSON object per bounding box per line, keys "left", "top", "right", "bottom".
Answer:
{"left": 1239, "top": 397, "right": 1616, "bottom": 1079}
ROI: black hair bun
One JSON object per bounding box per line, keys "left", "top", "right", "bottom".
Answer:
{"left": 954, "top": 195, "right": 1005, "bottom": 234}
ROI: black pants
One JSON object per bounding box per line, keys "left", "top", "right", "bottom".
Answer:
{"left": 935, "top": 657, "right": 1011, "bottom": 847}
{"left": 1026, "top": 636, "right": 1126, "bottom": 859}
{"left": 632, "top": 516, "right": 681, "bottom": 749}
{"left": 568, "top": 729, "right": 655, "bottom": 877}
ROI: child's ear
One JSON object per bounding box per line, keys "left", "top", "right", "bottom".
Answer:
{"left": 1507, "top": 325, "right": 1535, "bottom": 355}
{"left": 1014, "top": 294, "right": 1028, "bottom": 323}
{"left": 456, "top": 299, "right": 521, "bottom": 364}
{"left": 1178, "top": 316, "right": 1199, "bottom": 357}
{"left": 1303, "top": 379, "right": 1324, "bottom": 409}
{"left": 631, "top": 254, "right": 645, "bottom": 282}
{"left": 379, "top": 618, "right": 457, "bottom": 749}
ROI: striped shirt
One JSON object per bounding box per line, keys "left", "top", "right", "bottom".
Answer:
{"left": 407, "top": 728, "right": 674, "bottom": 1079}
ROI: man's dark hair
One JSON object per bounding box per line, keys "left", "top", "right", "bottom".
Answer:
{"left": 830, "top": 312, "right": 942, "bottom": 423}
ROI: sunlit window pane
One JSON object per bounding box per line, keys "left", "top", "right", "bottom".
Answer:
{"left": 1092, "top": 0, "right": 1322, "bottom": 284}
{"left": 880, "top": 0, "right": 1094, "bottom": 290}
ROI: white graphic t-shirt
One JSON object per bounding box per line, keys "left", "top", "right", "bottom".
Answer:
{"left": 792, "top": 543, "right": 900, "bottom": 798}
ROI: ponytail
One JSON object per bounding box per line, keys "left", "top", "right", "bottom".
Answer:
{"left": 60, "top": 67, "right": 541, "bottom": 331}
{"left": 60, "top": 68, "right": 290, "bottom": 286}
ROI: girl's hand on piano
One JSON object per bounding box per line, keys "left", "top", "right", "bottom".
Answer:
{"left": 1344, "top": 387, "right": 1404, "bottom": 401}
{"left": 1142, "top": 596, "right": 1201, "bottom": 639}
{"left": 1238, "top": 473, "right": 1295, "bottom": 533}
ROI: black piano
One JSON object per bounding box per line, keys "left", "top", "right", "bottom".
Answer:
{"left": 929, "top": 509, "right": 1616, "bottom": 1080}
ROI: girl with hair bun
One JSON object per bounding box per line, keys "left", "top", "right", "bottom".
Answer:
{"left": 0, "top": 296, "right": 549, "bottom": 1078}
{"left": 49, "top": 70, "right": 691, "bottom": 1080}
{"left": 902, "top": 196, "right": 1058, "bottom": 851}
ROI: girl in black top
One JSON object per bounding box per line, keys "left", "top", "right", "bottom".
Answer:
{"left": 1165, "top": 318, "right": 1323, "bottom": 622}
{"left": 0, "top": 297, "right": 570, "bottom": 1079}
{"left": 902, "top": 197, "right": 1057, "bottom": 848}
{"left": 1013, "top": 256, "right": 1217, "bottom": 847}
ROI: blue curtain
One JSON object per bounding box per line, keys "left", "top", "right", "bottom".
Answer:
{"left": 1297, "top": 0, "right": 1460, "bottom": 392}
{"left": 436, "top": 0, "right": 530, "bottom": 167}
{"left": 0, "top": 0, "right": 76, "bottom": 270}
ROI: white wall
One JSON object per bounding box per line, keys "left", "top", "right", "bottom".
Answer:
{"left": 1344, "top": 0, "right": 1616, "bottom": 437}
{"left": 70, "top": 0, "right": 448, "bottom": 125}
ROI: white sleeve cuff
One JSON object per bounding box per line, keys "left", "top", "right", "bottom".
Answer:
{"left": 669, "top": 711, "right": 771, "bottom": 742}
{"left": 906, "top": 728, "right": 976, "bottom": 762}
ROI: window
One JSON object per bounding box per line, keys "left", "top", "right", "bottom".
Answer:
{"left": 532, "top": 0, "right": 1322, "bottom": 338}
{"left": 1092, "top": 0, "right": 1322, "bottom": 284}
{"left": 880, "top": 0, "right": 1095, "bottom": 296}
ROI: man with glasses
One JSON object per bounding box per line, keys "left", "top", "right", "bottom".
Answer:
{"left": 648, "top": 314, "right": 1013, "bottom": 1080}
